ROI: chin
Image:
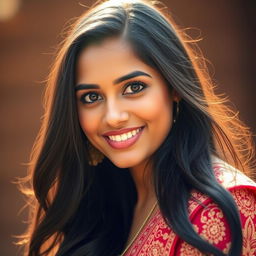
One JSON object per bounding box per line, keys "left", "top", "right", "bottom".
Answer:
{"left": 108, "top": 156, "right": 149, "bottom": 170}
{"left": 110, "top": 160, "right": 135, "bottom": 169}
{"left": 106, "top": 156, "right": 135, "bottom": 168}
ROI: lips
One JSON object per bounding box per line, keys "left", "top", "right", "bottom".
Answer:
{"left": 102, "top": 126, "right": 143, "bottom": 136}
{"left": 102, "top": 126, "right": 144, "bottom": 149}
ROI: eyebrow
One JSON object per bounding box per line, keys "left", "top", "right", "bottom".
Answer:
{"left": 75, "top": 70, "right": 152, "bottom": 92}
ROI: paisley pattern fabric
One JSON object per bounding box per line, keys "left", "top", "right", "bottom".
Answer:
{"left": 124, "top": 159, "right": 256, "bottom": 255}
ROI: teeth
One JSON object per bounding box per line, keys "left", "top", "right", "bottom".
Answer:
{"left": 127, "top": 132, "right": 132, "bottom": 138}
{"left": 108, "top": 128, "right": 142, "bottom": 142}
{"left": 121, "top": 134, "right": 127, "bottom": 140}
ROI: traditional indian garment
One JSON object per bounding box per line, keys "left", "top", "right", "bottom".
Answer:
{"left": 123, "top": 158, "right": 256, "bottom": 255}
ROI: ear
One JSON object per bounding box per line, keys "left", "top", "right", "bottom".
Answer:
{"left": 172, "top": 90, "right": 181, "bottom": 102}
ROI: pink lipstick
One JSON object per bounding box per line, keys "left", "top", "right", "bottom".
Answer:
{"left": 102, "top": 126, "right": 144, "bottom": 149}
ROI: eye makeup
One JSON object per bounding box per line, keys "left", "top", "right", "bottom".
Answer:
{"left": 75, "top": 70, "right": 152, "bottom": 92}
{"left": 78, "top": 80, "right": 148, "bottom": 105}
{"left": 122, "top": 81, "right": 148, "bottom": 95}
{"left": 80, "top": 92, "right": 103, "bottom": 104}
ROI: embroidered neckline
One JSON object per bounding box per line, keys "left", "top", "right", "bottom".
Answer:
{"left": 121, "top": 202, "right": 159, "bottom": 255}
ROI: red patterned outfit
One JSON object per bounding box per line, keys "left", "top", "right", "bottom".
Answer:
{"left": 124, "top": 158, "right": 256, "bottom": 255}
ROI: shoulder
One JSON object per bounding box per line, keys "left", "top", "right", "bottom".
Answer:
{"left": 176, "top": 157, "right": 256, "bottom": 255}
{"left": 211, "top": 155, "right": 256, "bottom": 190}
{"left": 176, "top": 187, "right": 256, "bottom": 255}
{"left": 228, "top": 187, "right": 256, "bottom": 255}
{"left": 211, "top": 156, "right": 256, "bottom": 241}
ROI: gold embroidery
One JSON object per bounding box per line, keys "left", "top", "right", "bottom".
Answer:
{"left": 223, "top": 242, "right": 231, "bottom": 254}
{"left": 138, "top": 222, "right": 175, "bottom": 256}
{"left": 124, "top": 159, "right": 256, "bottom": 255}
{"left": 179, "top": 236, "right": 231, "bottom": 255}
{"left": 180, "top": 242, "right": 204, "bottom": 256}
{"left": 142, "top": 240, "right": 165, "bottom": 256}
{"left": 193, "top": 223, "right": 199, "bottom": 233}
{"left": 242, "top": 217, "right": 256, "bottom": 255}
{"left": 232, "top": 189, "right": 256, "bottom": 219}
{"left": 126, "top": 211, "right": 176, "bottom": 255}
{"left": 200, "top": 205, "right": 226, "bottom": 244}
{"left": 189, "top": 190, "right": 208, "bottom": 214}
{"left": 211, "top": 157, "right": 256, "bottom": 188}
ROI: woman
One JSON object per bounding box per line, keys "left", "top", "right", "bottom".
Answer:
{"left": 18, "top": 0, "right": 256, "bottom": 255}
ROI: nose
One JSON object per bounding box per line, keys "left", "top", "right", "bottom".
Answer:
{"left": 104, "top": 99, "right": 129, "bottom": 128}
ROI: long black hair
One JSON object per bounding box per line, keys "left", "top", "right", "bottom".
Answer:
{"left": 18, "top": 0, "right": 255, "bottom": 255}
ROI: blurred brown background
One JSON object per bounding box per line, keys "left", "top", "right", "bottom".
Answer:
{"left": 0, "top": 0, "right": 255, "bottom": 255}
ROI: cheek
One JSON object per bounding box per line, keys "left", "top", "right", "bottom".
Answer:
{"left": 131, "top": 89, "right": 173, "bottom": 124}
{"left": 77, "top": 108, "right": 99, "bottom": 137}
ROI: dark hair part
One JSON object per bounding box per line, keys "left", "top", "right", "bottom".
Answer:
{"left": 17, "top": 0, "right": 255, "bottom": 255}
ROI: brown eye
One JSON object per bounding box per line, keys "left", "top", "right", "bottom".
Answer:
{"left": 123, "top": 81, "right": 147, "bottom": 95}
{"left": 80, "top": 92, "right": 103, "bottom": 104}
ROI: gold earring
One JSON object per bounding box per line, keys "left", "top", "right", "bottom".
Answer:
{"left": 173, "top": 101, "right": 180, "bottom": 124}
{"left": 87, "top": 141, "right": 104, "bottom": 166}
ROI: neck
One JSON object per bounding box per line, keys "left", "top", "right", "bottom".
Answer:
{"left": 129, "top": 161, "right": 156, "bottom": 208}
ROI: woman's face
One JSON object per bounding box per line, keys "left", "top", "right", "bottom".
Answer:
{"left": 76, "top": 37, "right": 174, "bottom": 169}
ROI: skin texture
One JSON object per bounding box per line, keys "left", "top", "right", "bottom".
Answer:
{"left": 75, "top": 38, "right": 178, "bottom": 244}
{"left": 76, "top": 37, "right": 175, "bottom": 208}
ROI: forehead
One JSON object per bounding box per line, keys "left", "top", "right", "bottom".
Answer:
{"left": 76, "top": 37, "right": 157, "bottom": 82}
{"left": 78, "top": 37, "right": 132, "bottom": 62}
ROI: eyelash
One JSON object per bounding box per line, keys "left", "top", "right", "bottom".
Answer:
{"left": 79, "top": 81, "right": 148, "bottom": 104}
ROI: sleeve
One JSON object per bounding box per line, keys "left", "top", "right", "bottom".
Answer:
{"left": 174, "top": 187, "right": 256, "bottom": 256}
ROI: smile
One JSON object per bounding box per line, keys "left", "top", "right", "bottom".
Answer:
{"left": 103, "top": 126, "right": 144, "bottom": 149}
{"left": 108, "top": 128, "right": 141, "bottom": 142}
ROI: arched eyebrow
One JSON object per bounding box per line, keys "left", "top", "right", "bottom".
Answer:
{"left": 75, "top": 70, "right": 152, "bottom": 92}
{"left": 113, "top": 70, "right": 152, "bottom": 84}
